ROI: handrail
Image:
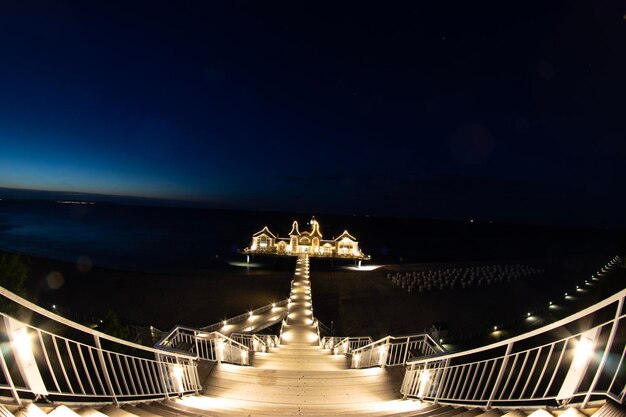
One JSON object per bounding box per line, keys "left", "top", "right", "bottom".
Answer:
{"left": 409, "top": 280, "right": 626, "bottom": 365}
{"left": 353, "top": 334, "right": 443, "bottom": 355}
{"left": 315, "top": 319, "right": 322, "bottom": 346}
{"left": 321, "top": 336, "right": 374, "bottom": 353}
{"left": 316, "top": 318, "right": 334, "bottom": 336}
{"left": 401, "top": 279, "right": 626, "bottom": 408}
{"left": 0, "top": 286, "right": 194, "bottom": 359}
{"left": 350, "top": 334, "right": 446, "bottom": 369}
{"left": 160, "top": 326, "right": 250, "bottom": 351}
{"left": 230, "top": 333, "right": 279, "bottom": 352}
{"left": 154, "top": 326, "right": 254, "bottom": 365}
{"left": 199, "top": 298, "right": 289, "bottom": 332}
{"left": 0, "top": 286, "right": 200, "bottom": 406}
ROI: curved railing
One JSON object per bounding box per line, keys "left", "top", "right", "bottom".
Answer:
{"left": 155, "top": 326, "right": 250, "bottom": 365}
{"left": 229, "top": 333, "right": 279, "bottom": 352}
{"left": 401, "top": 286, "right": 626, "bottom": 408}
{"left": 351, "top": 334, "right": 446, "bottom": 368}
{"left": 316, "top": 319, "right": 334, "bottom": 336}
{"left": 321, "top": 336, "right": 373, "bottom": 353}
{"left": 0, "top": 286, "right": 200, "bottom": 406}
{"left": 199, "top": 299, "right": 289, "bottom": 333}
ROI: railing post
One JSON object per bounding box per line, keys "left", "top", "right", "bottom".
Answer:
{"left": 381, "top": 337, "right": 390, "bottom": 368}
{"left": 403, "top": 363, "right": 415, "bottom": 399}
{"left": 194, "top": 330, "right": 200, "bottom": 357}
{"left": 402, "top": 336, "right": 410, "bottom": 365}
{"left": 0, "top": 345, "right": 20, "bottom": 405}
{"left": 486, "top": 342, "right": 513, "bottom": 409}
{"left": 582, "top": 296, "right": 624, "bottom": 407}
{"left": 433, "top": 358, "right": 451, "bottom": 404}
{"left": 156, "top": 353, "right": 171, "bottom": 399}
{"left": 93, "top": 335, "right": 119, "bottom": 405}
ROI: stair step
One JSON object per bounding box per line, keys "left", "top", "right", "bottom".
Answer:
{"left": 0, "top": 405, "right": 14, "bottom": 417}
{"left": 14, "top": 405, "right": 47, "bottom": 417}
{"left": 475, "top": 410, "right": 503, "bottom": 417}
{"left": 135, "top": 404, "right": 181, "bottom": 417}
{"left": 453, "top": 409, "right": 486, "bottom": 417}
{"left": 120, "top": 406, "right": 159, "bottom": 417}
{"left": 48, "top": 406, "right": 81, "bottom": 417}
{"left": 149, "top": 402, "right": 203, "bottom": 417}
{"left": 75, "top": 408, "right": 109, "bottom": 417}
{"left": 170, "top": 396, "right": 432, "bottom": 416}
{"left": 501, "top": 411, "right": 527, "bottom": 417}
{"left": 527, "top": 410, "right": 552, "bottom": 417}
{"left": 590, "top": 401, "right": 626, "bottom": 417}
{"left": 558, "top": 409, "right": 588, "bottom": 417}
{"left": 99, "top": 406, "right": 140, "bottom": 417}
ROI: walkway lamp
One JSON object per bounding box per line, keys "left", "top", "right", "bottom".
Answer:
{"left": 557, "top": 328, "right": 600, "bottom": 401}
{"left": 170, "top": 365, "right": 185, "bottom": 393}
{"left": 4, "top": 317, "right": 48, "bottom": 396}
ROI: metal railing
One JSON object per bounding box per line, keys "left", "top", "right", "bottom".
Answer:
{"left": 155, "top": 327, "right": 250, "bottom": 365}
{"left": 316, "top": 319, "right": 334, "bottom": 336}
{"left": 351, "top": 334, "right": 446, "bottom": 369}
{"left": 401, "top": 287, "right": 626, "bottom": 408}
{"left": 230, "top": 333, "right": 279, "bottom": 352}
{"left": 199, "top": 299, "right": 289, "bottom": 333}
{"left": 0, "top": 286, "right": 200, "bottom": 406}
{"left": 321, "top": 336, "right": 374, "bottom": 353}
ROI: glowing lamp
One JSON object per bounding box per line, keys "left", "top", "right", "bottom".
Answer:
{"left": 417, "top": 370, "right": 433, "bottom": 398}
{"left": 557, "top": 328, "right": 599, "bottom": 400}
{"left": 216, "top": 339, "right": 225, "bottom": 361}
{"left": 170, "top": 364, "right": 185, "bottom": 393}
{"left": 378, "top": 345, "right": 387, "bottom": 365}
{"left": 4, "top": 317, "right": 48, "bottom": 395}
{"left": 573, "top": 337, "right": 594, "bottom": 368}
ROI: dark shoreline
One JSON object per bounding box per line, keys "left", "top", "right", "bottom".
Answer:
{"left": 13, "top": 249, "right": 294, "bottom": 330}
{"left": 7, "top": 246, "right": 624, "bottom": 351}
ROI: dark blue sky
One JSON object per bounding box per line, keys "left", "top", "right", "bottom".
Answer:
{"left": 1, "top": 1, "right": 625, "bottom": 227}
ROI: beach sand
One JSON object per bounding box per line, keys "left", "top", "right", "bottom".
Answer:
{"left": 21, "top": 253, "right": 294, "bottom": 330}
{"left": 10, "top": 251, "right": 625, "bottom": 346}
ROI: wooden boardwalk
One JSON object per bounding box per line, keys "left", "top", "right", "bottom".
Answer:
{"left": 172, "top": 254, "right": 422, "bottom": 415}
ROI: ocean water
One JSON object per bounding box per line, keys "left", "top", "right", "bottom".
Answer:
{"left": 0, "top": 200, "right": 254, "bottom": 272}
{"left": 0, "top": 199, "right": 622, "bottom": 272}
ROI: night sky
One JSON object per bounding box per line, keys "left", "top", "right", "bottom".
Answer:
{"left": 1, "top": 2, "right": 625, "bottom": 227}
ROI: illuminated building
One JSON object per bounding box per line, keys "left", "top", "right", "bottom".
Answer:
{"left": 243, "top": 217, "right": 369, "bottom": 260}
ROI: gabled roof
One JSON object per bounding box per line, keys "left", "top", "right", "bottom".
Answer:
{"left": 334, "top": 230, "right": 357, "bottom": 242}
{"left": 310, "top": 220, "right": 322, "bottom": 238}
{"left": 287, "top": 221, "right": 300, "bottom": 236}
{"left": 252, "top": 226, "right": 276, "bottom": 238}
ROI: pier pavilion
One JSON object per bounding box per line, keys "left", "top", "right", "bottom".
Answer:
{"left": 0, "top": 255, "right": 624, "bottom": 416}
{"left": 243, "top": 217, "right": 370, "bottom": 260}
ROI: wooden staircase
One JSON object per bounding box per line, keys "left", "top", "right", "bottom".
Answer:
{"left": 3, "top": 255, "right": 624, "bottom": 416}
{"left": 4, "top": 397, "right": 624, "bottom": 417}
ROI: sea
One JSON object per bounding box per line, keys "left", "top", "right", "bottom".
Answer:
{"left": 0, "top": 198, "right": 622, "bottom": 273}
